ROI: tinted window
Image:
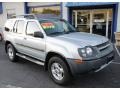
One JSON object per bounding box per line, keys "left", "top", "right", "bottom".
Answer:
{"left": 26, "top": 22, "right": 40, "bottom": 36}
{"left": 40, "top": 19, "right": 76, "bottom": 36}
{"left": 16, "top": 20, "right": 25, "bottom": 34}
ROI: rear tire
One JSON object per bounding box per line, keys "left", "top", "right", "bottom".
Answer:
{"left": 7, "top": 44, "right": 18, "bottom": 62}
{"left": 48, "top": 56, "right": 72, "bottom": 85}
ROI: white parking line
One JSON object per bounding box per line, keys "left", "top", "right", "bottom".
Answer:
{"left": 5, "top": 84, "right": 21, "bottom": 88}
{"left": 111, "top": 62, "right": 120, "bottom": 65}
{"left": 114, "top": 44, "right": 120, "bottom": 57}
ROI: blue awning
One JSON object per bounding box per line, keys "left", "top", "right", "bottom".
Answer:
{"left": 66, "top": 2, "right": 118, "bottom": 7}
{"left": 0, "top": 2, "right": 3, "bottom": 14}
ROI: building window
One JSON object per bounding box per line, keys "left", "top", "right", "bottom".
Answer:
{"left": 29, "top": 5, "right": 61, "bottom": 17}
{"left": 6, "top": 9, "right": 16, "bottom": 19}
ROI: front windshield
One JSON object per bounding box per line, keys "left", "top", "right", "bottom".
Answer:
{"left": 39, "top": 19, "right": 76, "bottom": 36}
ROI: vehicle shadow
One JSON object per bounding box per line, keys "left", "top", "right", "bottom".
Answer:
{"left": 8, "top": 52, "right": 120, "bottom": 88}
{"left": 18, "top": 57, "right": 117, "bottom": 88}
{"left": 0, "top": 42, "right": 120, "bottom": 88}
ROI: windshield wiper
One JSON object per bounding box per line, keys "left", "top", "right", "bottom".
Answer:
{"left": 49, "top": 32, "right": 64, "bottom": 35}
{"left": 64, "top": 30, "right": 76, "bottom": 34}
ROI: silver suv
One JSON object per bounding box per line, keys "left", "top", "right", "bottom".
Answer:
{"left": 4, "top": 15, "right": 114, "bottom": 85}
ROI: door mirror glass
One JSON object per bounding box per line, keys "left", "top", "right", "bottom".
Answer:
{"left": 34, "top": 31, "right": 44, "bottom": 38}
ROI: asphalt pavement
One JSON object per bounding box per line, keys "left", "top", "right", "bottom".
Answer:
{"left": 0, "top": 41, "right": 120, "bottom": 88}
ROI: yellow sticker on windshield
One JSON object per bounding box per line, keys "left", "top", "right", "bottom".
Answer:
{"left": 41, "top": 22, "right": 55, "bottom": 30}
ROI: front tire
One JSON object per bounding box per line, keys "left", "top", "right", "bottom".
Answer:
{"left": 7, "top": 44, "right": 18, "bottom": 62}
{"left": 0, "top": 34, "right": 2, "bottom": 41}
{"left": 48, "top": 56, "right": 72, "bottom": 85}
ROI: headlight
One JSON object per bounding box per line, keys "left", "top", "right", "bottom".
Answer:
{"left": 86, "top": 47, "right": 93, "bottom": 56}
{"left": 78, "top": 46, "right": 94, "bottom": 58}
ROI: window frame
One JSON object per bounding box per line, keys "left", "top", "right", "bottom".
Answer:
{"left": 16, "top": 20, "right": 25, "bottom": 34}
{"left": 13, "top": 20, "right": 25, "bottom": 34}
{"left": 13, "top": 20, "right": 18, "bottom": 33}
{"left": 25, "top": 21, "right": 41, "bottom": 37}
{"left": 29, "top": 4, "right": 61, "bottom": 17}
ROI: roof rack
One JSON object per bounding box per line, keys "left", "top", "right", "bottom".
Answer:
{"left": 10, "top": 14, "right": 61, "bottom": 20}
{"left": 11, "top": 14, "right": 37, "bottom": 19}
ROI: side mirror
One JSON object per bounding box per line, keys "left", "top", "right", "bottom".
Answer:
{"left": 34, "top": 31, "right": 44, "bottom": 38}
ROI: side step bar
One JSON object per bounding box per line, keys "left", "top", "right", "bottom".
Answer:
{"left": 16, "top": 53, "right": 44, "bottom": 66}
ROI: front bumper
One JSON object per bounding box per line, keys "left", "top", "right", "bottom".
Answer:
{"left": 66, "top": 51, "right": 114, "bottom": 76}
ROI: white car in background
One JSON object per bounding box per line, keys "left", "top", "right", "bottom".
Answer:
{"left": 0, "top": 28, "right": 3, "bottom": 41}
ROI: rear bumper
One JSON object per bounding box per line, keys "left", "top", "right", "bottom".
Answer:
{"left": 66, "top": 51, "right": 114, "bottom": 76}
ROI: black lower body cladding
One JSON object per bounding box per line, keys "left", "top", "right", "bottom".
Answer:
{"left": 66, "top": 51, "right": 115, "bottom": 76}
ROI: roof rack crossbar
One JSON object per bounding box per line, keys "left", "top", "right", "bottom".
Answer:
{"left": 11, "top": 14, "right": 37, "bottom": 19}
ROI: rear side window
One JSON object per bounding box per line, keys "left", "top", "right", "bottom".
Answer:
{"left": 16, "top": 20, "right": 25, "bottom": 34}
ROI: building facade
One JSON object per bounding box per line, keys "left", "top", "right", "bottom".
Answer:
{"left": 0, "top": 2, "right": 25, "bottom": 28}
{"left": 63, "top": 2, "right": 120, "bottom": 40}
{"left": 0, "top": 2, "right": 120, "bottom": 40}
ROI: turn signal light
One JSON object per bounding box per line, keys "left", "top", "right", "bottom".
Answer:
{"left": 74, "top": 59, "right": 83, "bottom": 64}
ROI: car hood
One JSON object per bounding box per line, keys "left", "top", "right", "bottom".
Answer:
{"left": 55, "top": 32, "right": 108, "bottom": 47}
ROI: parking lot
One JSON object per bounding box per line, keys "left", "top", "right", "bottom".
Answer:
{"left": 0, "top": 42, "right": 120, "bottom": 88}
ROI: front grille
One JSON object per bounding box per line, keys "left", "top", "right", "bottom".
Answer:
{"left": 96, "top": 41, "right": 110, "bottom": 52}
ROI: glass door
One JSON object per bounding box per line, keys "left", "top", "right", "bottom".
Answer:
{"left": 92, "top": 9, "right": 107, "bottom": 36}
{"left": 92, "top": 9, "right": 113, "bottom": 38}
{"left": 77, "top": 10, "right": 90, "bottom": 33}
{"left": 72, "top": 10, "right": 90, "bottom": 33}
{"left": 72, "top": 11, "right": 75, "bottom": 27}
{"left": 72, "top": 9, "right": 113, "bottom": 38}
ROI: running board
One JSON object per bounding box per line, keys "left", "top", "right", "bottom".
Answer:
{"left": 16, "top": 53, "right": 44, "bottom": 66}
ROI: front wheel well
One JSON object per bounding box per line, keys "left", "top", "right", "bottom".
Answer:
{"left": 5, "top": 41, "right": 15, "bottom": 53}
{"left": 5, "top": 41, "right": 11, "bottom": 53}
{"left": 45, "top": 52, "right": 72, "bottom": 75}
